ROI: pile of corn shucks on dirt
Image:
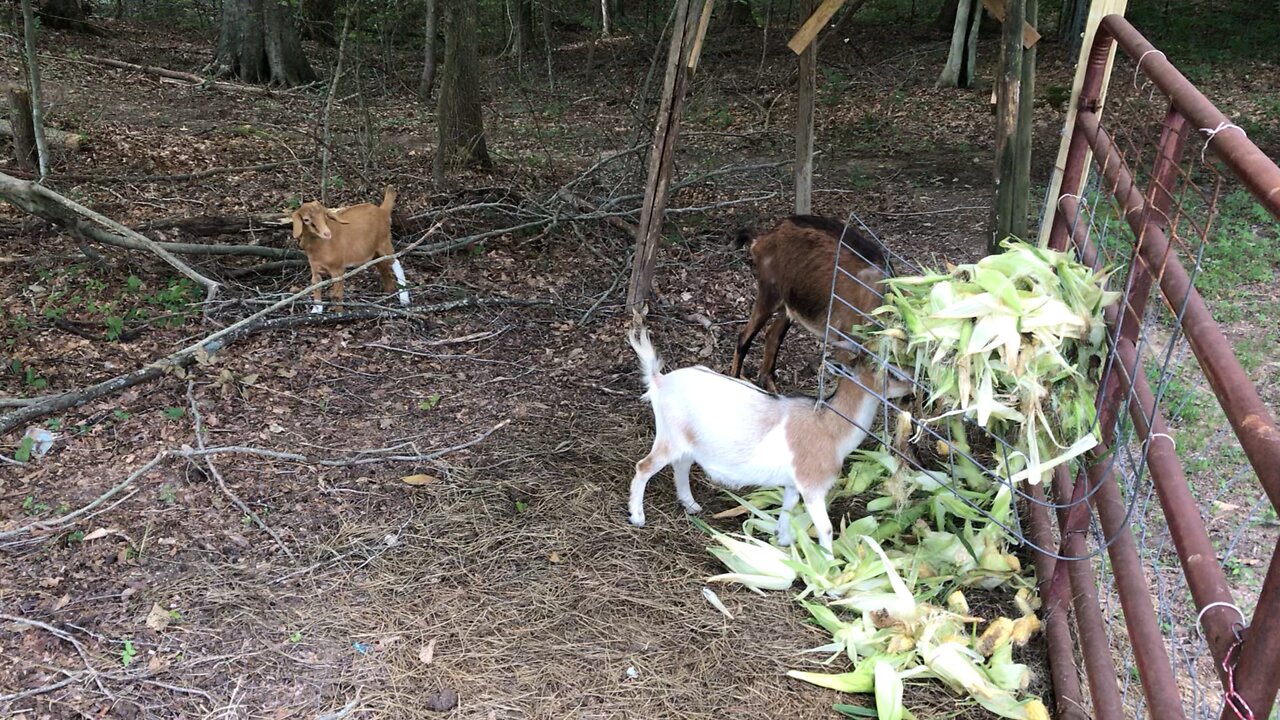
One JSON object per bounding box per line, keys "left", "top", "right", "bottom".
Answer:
{"left": 698, "top": 241, "right": 1120, "bottom": 720}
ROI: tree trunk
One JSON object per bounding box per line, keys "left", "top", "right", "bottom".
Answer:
{"left": 419, "top": 0, "right": 439, "bottom": 98}
{"left": 1058, "top": 0, "right": 1088, "bottom": 57}
{"left": 795, "top": 0, "right": 815, "bottom": 214}
{"left": 6, "top": 88, "right": 37, "bottom": 171}
{"left": 725, "top": 0, "right": 753, "bottom": 24}
{"left": 935, "top": 0, "right": 958, "bottom": 31}
{"left": 298, "top": 0, "right": 339, "bottom": 45}
{"left": 38, "top": 0, "right": 98, "bottom": 33}
{"left": 513, "top": 0, "right": 533, "bottom": 60}
{"left": 433, "top": 0, "right": 491, "bottom": 183}
{"left": 212, "top": 0, "right": 316, "bottom": 86}
{"left": 991, "top": 0, "right": 1028, "bottom": 251}
{"left": 599, "top": 0, "right": 611, "bottom": 35}
{"left": 937, "top": 0, "right": 981, "bottom": 88}
{"left": 21, "top": 0, "right": 50, "bottom": 178}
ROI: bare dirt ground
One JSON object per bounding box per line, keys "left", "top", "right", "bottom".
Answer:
{"left": 0, "top": 8, "right": 1276, "bottom": 720}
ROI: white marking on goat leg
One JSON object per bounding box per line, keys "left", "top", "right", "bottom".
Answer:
{"left": 776, "top": 486, "right": 800, "bottom": 546}
{"left": 391, "top": 259, "right": 411, "bottom": 305}
{"left": 310, "top": 304, "right": 324, "bottom": 314}
{"left": 672, "top": 457, "right": 701, "bottom": 514}
{"left": 800, "top": 485, "right": 834, "bottom": 553}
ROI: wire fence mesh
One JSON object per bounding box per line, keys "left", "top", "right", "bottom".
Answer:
{"left": 809, "top": 34, "right": 1279, "bottom": 720}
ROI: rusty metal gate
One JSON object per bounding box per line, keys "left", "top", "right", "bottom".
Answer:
{"left": 1032, "top": 14, "right": 1280, "bottom": 720}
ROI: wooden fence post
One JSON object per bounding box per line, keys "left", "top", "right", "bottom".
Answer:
{"left": 625, "top": 0, "right": 707, "bottom": 314}
{"left": 991, "top": 0, "right": 1028, "bottom": 252}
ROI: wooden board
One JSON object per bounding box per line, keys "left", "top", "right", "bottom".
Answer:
{"left": 1037, "top": 0, "right": 1129, "bottom": 246}
{"left": 787, "top": 0, "right": 848, "bottom": 55}
{"left": 981, "top": 0, "right": 1041, "bottom": 49}
{"left": 687, "top": 0, "right": 715, "bottom": 72}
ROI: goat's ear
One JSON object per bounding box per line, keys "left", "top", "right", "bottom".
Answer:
{"left": 290, "top": 211, "right": 303, "bottom": 239}
{"left": 324, "top": 208, "right": 351, "bottom": 225}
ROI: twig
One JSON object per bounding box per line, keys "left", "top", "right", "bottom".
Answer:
{"left": 82, "top": 54, "right": 279, "bottom": 95}
{"left": 0, "top": 171, "right": 221, "bottom": 302}
{"left": 0, "top": 223, "right": 446, "bottom": 437}
{"left": 187, "top": 381, "right": 294, "bottom": 559}
{"left": 0, "top": 423, "right": 509, "bottom": 541}
{"left": 315, "top": 689, "right": 362, "bottom": 720}
{"left": 0, "top": 614, "right": 110, "bottom": 700}
{"left": 0, "top": 671, "right": 83, "bottom": 703}
{"left": 869, "top": 204, "right": 989, "bottom": 217}
{"left": 319, "top": 13, "right": 351, "bottom": 205}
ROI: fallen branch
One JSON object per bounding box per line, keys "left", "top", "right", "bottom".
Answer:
{"left": 0, "top": 422, "right": 509, "bottom": 542}
{"left": 187, "top": 381, "right": 294, "bottom": 558}
{"left": 83, "top": 54, "right": 278, "bottom": 95}
{"left": 0, "top": 295, "right": 538, "bottom": 435}
{"left": 0, "top": 119, "right": 83, "bottom": 150}
{"left": 0, "top": 171, "right": 221, "bottom": 302}
{"left": 4, "top": 161, "right": 306, "bottom": 184}
{"left": 132, "top": 213, "right": 289, "bottom": 236}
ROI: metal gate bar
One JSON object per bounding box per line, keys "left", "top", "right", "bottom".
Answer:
{"left": 1046, "top": 13, "right": 1280, "bottom": 720}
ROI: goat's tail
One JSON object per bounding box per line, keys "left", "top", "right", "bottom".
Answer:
{"left": 628, "top": 324, "right": 663, "bottom": 395}
{"left": 733, "top": 227, "right": 755, "bottom": 250}
{"left": 380, "top": 186, "right": 398, "bottom": 213}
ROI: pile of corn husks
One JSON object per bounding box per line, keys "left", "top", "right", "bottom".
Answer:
{"left": 699, "top": 242, "right": 1118, "bottom": 720}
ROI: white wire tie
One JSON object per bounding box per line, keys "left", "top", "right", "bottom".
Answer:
{"left": 1195, "top": 601, "right": 1246, "bottom": 641}
{"left": 1147, "top": 432, "right": 1176, "bottom": 451}
{"left": 1198, "top": 122, "right": 1247, "bottom": 162}
{"left": 1134, "top": 49, "right": 1165, "bottom": 88}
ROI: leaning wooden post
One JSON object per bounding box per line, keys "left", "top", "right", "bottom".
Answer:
{"left": 1013, "top": 0, "right": 1037, "bottom": 245}
{"left": 624, "top": 0, "right": 707, "bottom": 314}
{"left": 794, "top": 0, "right": 817, "bottom": 214}
{"left": 787, "top": 0, "right": 845, "bottom": 214}
{"left": 990, "top": 0, "right": 1027, "bottom": 252}
{"left": 1037, "top": 0, "right": 1129, "bottom": 246}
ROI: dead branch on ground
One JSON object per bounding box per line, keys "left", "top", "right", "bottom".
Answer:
{"left": 0, "top": 421, "right": 509, "bottom": 543}
{"left": 0, "top": 119, "right": 83, "bottom": 150}
{"left": 0, "top": 295, "right": 537, "bottom": 436}
{"left": 83, "top": 54, "right": 280, "bottom": 96}
{"left": 0, "top": 171, "right": 222, "bottom": 302}
{"left": 186, "top": 381, "right": 294, "bottom": 559}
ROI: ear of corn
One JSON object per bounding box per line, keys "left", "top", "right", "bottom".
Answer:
{"left": 693, "top": 241, "right": 1112, "bottom": 718}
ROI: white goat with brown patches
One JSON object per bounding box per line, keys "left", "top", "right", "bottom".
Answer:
{"left": 627, "top": 326, "right": 912, "bottom": 551}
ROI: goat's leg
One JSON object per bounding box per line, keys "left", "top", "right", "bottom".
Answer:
{"left": 731, "top": 289, "right": 781, "bottom": 379}
{"left": 775, "top": 485, "right": 800, "bottom": 546}
{"left": 309, "top": 265, "right": 325, "bottom": 314}
{"left": 758, "top": 314, "right": 793, "bottom": 393}
{"left": 629, "top": 443, "right": 672, "bottom": 527}
{"left": 379, "top": 258, "right": 412, "bottom": 305}
{"left": 798, "top": 483, "right": 834, "bottom": 553}
{"left": 671, "top": 457, "right": 701, "bottom": 515}
{"left": 330, "top": 274, "right": 345, "bottom": 312}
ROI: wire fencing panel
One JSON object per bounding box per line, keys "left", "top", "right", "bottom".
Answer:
{"left": 813, "top": 16, "right": 1279, "bottom": 719}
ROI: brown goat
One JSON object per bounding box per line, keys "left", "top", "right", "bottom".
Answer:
{"left": 730, "top": 215, "right": 889, "bottom": 393}
{"left": 290, "top": 187, "right": 409, "bottom": 312}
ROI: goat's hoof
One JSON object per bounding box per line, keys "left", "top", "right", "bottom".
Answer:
{"left": 310, "top": 305, "right": 324, "bottom": 314}
{"left": 683, "top": 502, "right": 703, "bottom": 515}
{"left": 629, "top": 513, "right": 645, "bottom": 527}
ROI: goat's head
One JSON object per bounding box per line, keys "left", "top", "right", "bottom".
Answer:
{"left": 290, "top": 201, "right": 349, "bottom": 241}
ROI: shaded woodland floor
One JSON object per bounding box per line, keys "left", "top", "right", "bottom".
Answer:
{"left": 1, "top": 6, "right": 1278, "bottom": 719}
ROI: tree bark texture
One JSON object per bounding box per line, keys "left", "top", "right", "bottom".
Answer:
{"left": 513, "top": 0, "right": 534, "bottom": 56}
{"left": 795, "top": 0, "right": 816, "bottom": 215}
{"left": 298, "top": 0, "right": 339, "bottom": 45}
{"left": 991, "top": 0, "right": 1028, "bottom": 251}
{"left": 937, "top": 0, "right": 981, "bottom": 88}
{"left": 212, "top": 0, "right": 316, "bottom": 86}
{"left": 38, "top": 0, "right": 98, "bottom": 33}
{"left": 624, "top": 0, "right": 705, "bottom": 312}
{"left": 21, "top": 0, "right": 50, "bottom": 178}
{"left": 434, "top": 0, "right": 491, "bottom": 181}
{"left": 5, "top": 88, "right": 37, "bottom": 172}
{"left": 420, "top": 0, "right": 439, "bottom": 98}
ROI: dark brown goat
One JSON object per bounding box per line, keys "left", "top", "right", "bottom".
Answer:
{"left": 729, "top": 215, "right": 889, "bottom": 393}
